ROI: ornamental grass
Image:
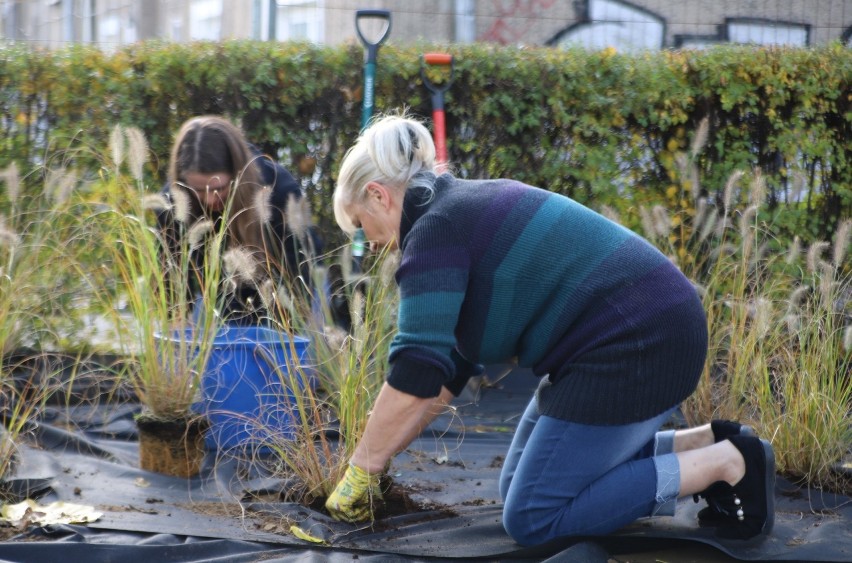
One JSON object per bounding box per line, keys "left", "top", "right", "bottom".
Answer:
{"left": 624, "top": 119, "right": 852, "bottom": 491}
{"left": 93, "top": 125, "right": 226, "bottom": 422}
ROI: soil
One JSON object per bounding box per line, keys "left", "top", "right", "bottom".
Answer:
{"left": 177, "top": 479, "right": 458, "bottom": 538}
{"left": 0, "top": 522, "right": 19, "bottom": 541}
{"left": 136, "top": 416, "right": 209, "bottom": 478}
{"left": 377, "top": 481, "right": 457, "bottom": 522}
{"left": 302, "top": 478, "right": 459, "bottom": 526}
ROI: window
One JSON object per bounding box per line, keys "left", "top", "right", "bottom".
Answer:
{"left": 190, "top": 0, "right": 223, "bottom": 40}
{"left": 275, "top": 0, "right": 322, "bottom": 43}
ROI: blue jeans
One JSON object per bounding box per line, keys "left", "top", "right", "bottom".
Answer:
{"left": 500, "top": 396, "right": 680, "bottom": 546}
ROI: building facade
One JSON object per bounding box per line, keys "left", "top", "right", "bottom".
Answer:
{"left": 2, "top": 0, "right": 851, "bottom": 50}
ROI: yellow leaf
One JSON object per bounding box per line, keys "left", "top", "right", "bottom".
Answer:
{"left": 290, "top": 525, "right": 326, "bottom": 544}
{"left": 666, "top": 186, "right": 678, "bottom": 199}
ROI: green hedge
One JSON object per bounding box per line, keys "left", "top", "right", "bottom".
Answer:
{"left": 1, "top": 40, "right": 849, "bottom": 248}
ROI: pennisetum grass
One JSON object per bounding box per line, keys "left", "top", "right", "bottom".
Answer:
{"left": 764, "top": 264, "right": 852, "bottom": 490}
{"left": 92, "top": 125, "right": 401, "bottom": 497}
{"left": 0, "top": 158, "right": 94, "bottom": 483}
{"left": 243, "top": 245, "right": 400, "bottom": 504}
{"left": 705, "top": 232, "right": 850, "bottom": 491}
{"left": 625, "top": 118, "right": 852, "bottom": 491}
{"left": 94, "top": 125, "right": 227, "bottom": 423}
{"left": 0, "top": 187, "right": 36, "bottom": 482}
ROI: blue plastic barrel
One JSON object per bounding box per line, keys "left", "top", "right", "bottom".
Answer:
{"left": 158, "top": 325, "right": 312, "bottom": 451}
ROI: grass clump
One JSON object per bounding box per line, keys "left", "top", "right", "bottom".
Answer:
{"left": 0, "top": 158, "right": 95, "bottom": 482}
{"left": 621, "top": 119, "right": 852, "bottom": 491}
{"left": 93, "top": 125, "right": 227, "bottom": 422}
{"left": 240, "top": 249, "right": 399, "bottom": 504}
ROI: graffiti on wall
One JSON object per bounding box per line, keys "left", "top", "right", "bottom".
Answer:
{"left": 547, "top": 0, "right": 820, "bottom": 51}
{"left": 549, "top": 0, "right": 665, "bottom": 50}
{"left": 674, "top": 17, "right": 810, "bottom": 48}
{"left": 481, "top": 0, "right": 557, "bottom": 44}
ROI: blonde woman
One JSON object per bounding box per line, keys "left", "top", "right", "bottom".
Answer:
{"left": 324, "top": 114, "right": 775, "bottom": 546}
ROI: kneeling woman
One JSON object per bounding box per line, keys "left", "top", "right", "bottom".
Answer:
{"left": 324, "top": 114, "right": 775, "bottom": 545}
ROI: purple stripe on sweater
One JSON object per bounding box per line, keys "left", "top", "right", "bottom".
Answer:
{"left": 606, "top": 260, "right": 699, "bottom": 322}
{"left": 536, "top": 260, "right": 700, "bottom": 374}
{"left": 467, "top": 182, "right": 529, "bottom": 261}
{"left": 397, "top": 245, "right": 470, "bottom": 276}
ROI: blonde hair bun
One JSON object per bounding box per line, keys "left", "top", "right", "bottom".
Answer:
{"left": 334, "top": 113, "right": 438, "bottom": 234}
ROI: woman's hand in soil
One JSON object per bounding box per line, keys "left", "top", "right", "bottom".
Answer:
{"left": 325, "top": 463, "right": 383, "bottom": 523}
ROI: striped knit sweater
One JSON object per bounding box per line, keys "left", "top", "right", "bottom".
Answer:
{"left": 388, "top": 175, "right": 707, "bottom": 425}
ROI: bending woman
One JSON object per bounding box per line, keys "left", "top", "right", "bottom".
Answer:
{"left": 157, "top": 115, "right": 318, "bottom": 325}
{"left": 324, "top": 114, "right": 775, "bottom": 545}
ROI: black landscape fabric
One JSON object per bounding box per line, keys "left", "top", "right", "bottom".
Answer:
{"left": 0, "top": 359, "right": 850, "bottom": 562}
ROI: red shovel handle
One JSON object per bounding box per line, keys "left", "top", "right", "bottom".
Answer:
{"left": 420, "top": 53, "right": 454, "bottom": 172}
{"left": 423, "top": 53, "right": 453, "bottom": 66}
{"left": 433, "top": 109, "right": 447, "bottom": 169}
{"left": 420, "top": 53, "right": 455, "bottom": 95}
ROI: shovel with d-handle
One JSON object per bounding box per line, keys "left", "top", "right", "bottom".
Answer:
{"left": 355, "top": 9, "right": 392, "bottom": 130}
{"left": 420, "top": 52, "right": 454, "bottom": 172}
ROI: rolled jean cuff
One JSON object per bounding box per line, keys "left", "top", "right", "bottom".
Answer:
{"left": 654, "top": 429, "right": 676, "bottom": 456}
{"left": 651, "top": 452, "right": 680, "bottom": 516}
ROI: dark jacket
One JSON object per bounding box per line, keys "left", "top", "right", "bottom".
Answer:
{"left": 157, "top": 151, "right": 319, "bottom": 324}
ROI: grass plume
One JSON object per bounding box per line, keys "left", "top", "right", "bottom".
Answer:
{"left": 1, "top": 163, "right": 20, "bottom": 204}
{"left": 125, "top": 126, "right": 148, "bottom": 183}
{"left": 223, "top": 246, "right": 260, "bottom": 284}
{"left": 832, "top": 219, "right": 850, "bottom": 267}
{"left": 109, "top": 124, "right": 125, "bottom": 169}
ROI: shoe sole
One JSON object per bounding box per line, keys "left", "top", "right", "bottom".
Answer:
{"left": 759, "top": 438, "right": 776, "bottom": 536}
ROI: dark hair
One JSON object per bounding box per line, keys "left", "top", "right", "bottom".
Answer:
{"left": 174, "top": 122, "right": 235, "bottom": 176}
{"left": 167, "top": 115, "right": 265, "bottom": 249}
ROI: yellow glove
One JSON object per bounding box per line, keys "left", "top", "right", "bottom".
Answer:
{"left": 325, "top": 463, "right": 383, "bottom": 523}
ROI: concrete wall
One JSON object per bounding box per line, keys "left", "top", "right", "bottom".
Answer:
{"left": 2, "top": 0, "right": 850, "bottom": 49}
{"left": 327, "top": 0, "right": 851, "bottom": 49}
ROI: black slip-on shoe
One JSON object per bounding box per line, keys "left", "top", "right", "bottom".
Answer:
{"left": 694, "top": 420, "right": 757, "bottom": 526}
{"left": 713, "top": 435, "right": 776, "bottom": 541}
{"left": 711, "top": 420, "right": 755, "bottom": 443}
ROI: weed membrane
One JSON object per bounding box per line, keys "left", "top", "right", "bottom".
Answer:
{"left": 0, "top": 363, "right": 850, "bottom": 562}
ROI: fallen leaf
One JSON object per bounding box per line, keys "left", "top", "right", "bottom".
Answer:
{"left": 290, "top": 525, "right": 325, "bottom": 544}
{"left": 1, "top": 500, "right": 103, "bottom": 526}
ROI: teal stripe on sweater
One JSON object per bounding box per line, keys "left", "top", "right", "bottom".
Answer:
{"left": 395, "top": 291, "right": 464, "bottom": 354}
{"left": 481, "top": 194, "right": 636, "bottom": 363}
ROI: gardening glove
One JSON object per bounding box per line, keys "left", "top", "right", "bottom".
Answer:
{"left": 325, "top": 463, "right": 383, "bottom": 523}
